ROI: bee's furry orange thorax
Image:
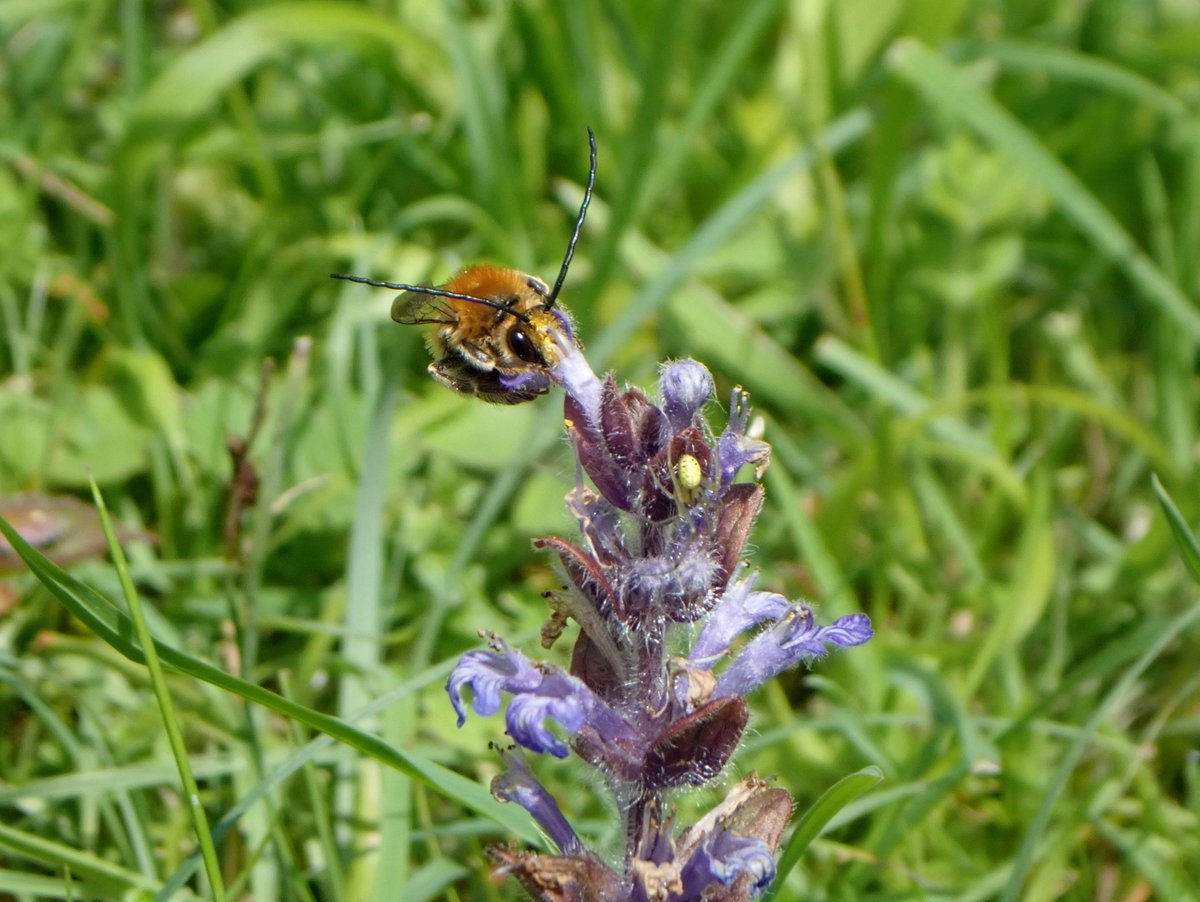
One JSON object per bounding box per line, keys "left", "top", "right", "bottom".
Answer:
{"left": 435, "top": 264, "right": 547, "bottom": 344}
{"left": 443, "top": 265, "right": 532, "bottom": 302}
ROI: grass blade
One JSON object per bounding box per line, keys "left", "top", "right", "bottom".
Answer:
{"left": 999, "top": 603, "right": 1200, "bottom": 902}
{"left": 131, "top": 2, "right": 426, "bottom": 131}
{"left": 590, "top": 108, "right": 874, "bottom": 367}
{"left": 89, "top": 478, "right": 227, "bottom": 901}
{"left": 0, "top": 822, "right": 158, "bottom": 897}
{"left": 1153, "top": 475, "right": 1200, "bottom": 586}
{"left": 0, "top": 512, "right": 543, "bottom": 848}
{"left": 890, "top": 39, "right": 1200, "bottom": 341}
{"left": 766, "top": 766, "right": 883, "bottom": 899}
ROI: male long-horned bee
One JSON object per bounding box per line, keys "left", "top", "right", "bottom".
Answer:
{"left": 332, "top": 129, "right": 596, "bottom": 404}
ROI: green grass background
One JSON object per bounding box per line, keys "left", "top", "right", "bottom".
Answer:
{"left": 2, "top": 0, "right": 1200, "bottom": 899}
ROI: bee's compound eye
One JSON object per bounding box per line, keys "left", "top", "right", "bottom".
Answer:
{"left": 508, "top": 327, "right": 542, "bottom": 364}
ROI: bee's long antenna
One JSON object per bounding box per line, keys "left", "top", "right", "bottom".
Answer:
{"left": 330, "top": 273, "right": 534, "bottom": 325}
{"left": 546, "top": 127, "right": 597, "bottom": 309}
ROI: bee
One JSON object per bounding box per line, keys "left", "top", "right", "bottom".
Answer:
{"left": 332, "top": 129, "right": 596, "bottom": 404}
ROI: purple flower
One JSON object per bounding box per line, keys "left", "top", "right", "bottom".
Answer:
{"left": 446, "top": 636, "right": 635, "bottom": 759}
{"left": 716, "top": 386, "right": 771, "bottom": 486}
{"left": 490, "top": 747, "right": 583, "bottom": 856}
{"left": 491, "top": 776, "right": 793, "bottom": 901}
{"left": 714, "top": 609, "right": 873, "bottom": 700}
{"left": 504, "top": 669, "right": 591, "bottom": 758}
{"left": 679, "top": 830, "right": 777, "bottom": 896}
{"left": 546, "top": 322, "right": 602, "bottom": 425}
{"left": 446, "top": 637, "right": 541, "bottom": 726}
{"left": 444, "top": 325, "right": 872, "bottom": 899}
{"left": 659, "top": 359, "right": 714, "bottom": 431}
{"left": 686, "top": 571, "right": 792, "bottom": 666}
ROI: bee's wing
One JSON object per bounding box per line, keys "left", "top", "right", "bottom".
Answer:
{"left": 391, "top": 290, "right": 459, "bottom": 326}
